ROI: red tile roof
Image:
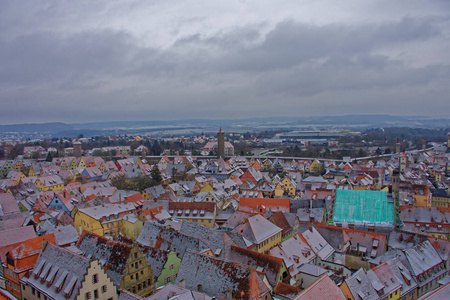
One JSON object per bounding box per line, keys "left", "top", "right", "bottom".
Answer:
{"left": 239, "top": 198, "right": 290, "bottom": 213}
{"left": 125, "top": 192, "right": 144, "bottom": 203}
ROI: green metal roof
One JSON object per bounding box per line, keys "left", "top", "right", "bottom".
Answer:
{"left": 333, "top": 189, "right": 394, "bottom": 224}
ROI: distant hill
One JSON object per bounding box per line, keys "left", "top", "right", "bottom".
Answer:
{"left": 0, "top": 122, "right": 74, "bottom": 133}
{"left": 1, "top": 115, "right": 449, "bottom": 137}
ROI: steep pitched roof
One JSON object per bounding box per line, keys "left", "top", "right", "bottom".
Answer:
{"left": 404, "top": 240, "right": 442, "bottom": 276}
{"left": 53, "top": 225, "right": 79, "bottom": 247}
{"left": 239, "top": 197, "right": 290, "bottom": 214}
{"left": 23, "top": 243, "right": 92, "bottom": 300}
{"left": 226, "top": 245, "right": 284, "bottom": 287}
{"left": 301, "top": 227, "right": 334, "bottom": 261}
{"left": 0, "top": 225, "right": 36, "bottom": 247}
{"left": 146, "top": 283, "right": 213, "bottom": 300}
{"left": 0, "top": 192, "right": 20, "bottom": 215}
{"left": 386, "top": 258, "right": 418, "bottom": 296}
{"left": 344, "top": 268, "right": 379, "bottom": 300}
{"left": 367, "top": 263, "right": 402, "bottom": 298}
{"left": 293, "top": 274, "right": 346, "bottom": 300}
{"left": 139, "top": 246, "right": 170, "bottom": 279}
{"left": 76, "top": 231, "right": 132, "bottom": 285}
{"left": 233, "top": 214, "right": 282, "bottom": 245}
{"left": 180, "top": 221, "right": 227, "bottom": 258}
{"left": 175, "top": 250, "right": 270, "bottom": 300}
{"left": 0, "top": 233, "right": 56, "bottom": 270}
{"left": 270, "top": 211, "right": 295, "bottom": 236}
{"left": 274, "top": 282, "right": 302, "bottom": 299}
{"left": 136, "top": 222, "right": 200, "bottom": 258}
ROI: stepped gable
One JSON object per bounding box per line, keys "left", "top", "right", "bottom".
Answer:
{"left": 76, "top": 230, "right": 131, "bottom": 285}
{"left": 139, "top": 245, "right": 170, "bottom": 279}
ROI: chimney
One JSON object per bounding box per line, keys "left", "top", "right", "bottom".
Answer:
{"left": 42, "top": 239, "right": 48, "bottom": 251}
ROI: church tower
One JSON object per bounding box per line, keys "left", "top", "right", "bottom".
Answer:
{"left": 392, "top": 169, "right": 401, "bottom": 228}
{"left": 395, "top": 138, "right": 401, "bottom": 154}
{"left": 447, "top": 132, "right": 450, "bottom": 148}
{"left": 73, "top": 141, "right": 82, "bottom": 158}
{"left": 217, "top": 128, "right": 225, "bottom": 159}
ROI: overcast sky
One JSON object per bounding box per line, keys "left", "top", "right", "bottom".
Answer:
{"left": 1, "top": 0, "right": 449, "bottom": 124}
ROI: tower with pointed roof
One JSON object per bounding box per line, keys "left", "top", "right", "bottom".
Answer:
{"left": 217, "top": 128, "right": 225, "bottom": 159}
{"left": 395, "top": 138, "right": 401, "bottom": 154}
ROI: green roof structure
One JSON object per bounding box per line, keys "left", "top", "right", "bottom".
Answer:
{"left": 333, "top": 189, "right": 394, "bottom": 225}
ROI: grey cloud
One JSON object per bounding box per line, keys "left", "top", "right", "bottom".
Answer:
{"left": 0, "top": 2, "right": 449, "bottom": 124}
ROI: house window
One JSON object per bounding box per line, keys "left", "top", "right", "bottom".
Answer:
{"left": 170, "top": 264, "right": 174, "bottom": 270}
{"left": 92, "top": 274, "right": 99, "bottom": 284}
{"left": 94, "top": 289, "right": 98, "bottom": 299}
{"left": 101, "top": 285, "right": 107, "bottom": 293}
{"left": 134, "top": 252, "right": 138, "bottom": 259}
{"left": 85, "top": 292, "right": 91, "bottom": 300}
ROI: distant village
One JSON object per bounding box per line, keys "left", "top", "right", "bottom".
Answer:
{"left": 1, "top": 129, "right": 450, "bottom": 300}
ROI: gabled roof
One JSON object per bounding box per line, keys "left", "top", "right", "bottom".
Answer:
{"left": 0, "top": 192, "right": 20, "bottom": 215}
{"left": 222, "top": 210, "right": 254, "bottom": 231}
{"left": 180, "top": 221, "right": 227, "bottom": 258}
{"left": 274, "top": 282, "right": 302, "bottom": 299}
{"left": 22, "top": 243, "right": 93, "bottom": 300}
{"left": 76, "top": 231, "right": 132, "bottom": 285}
{"left": 404, "top": 240, "right": 442, "bottom": 276}
{"left": 148, "top": 283, "right": 214, "bottom": 300}
{"left": 269, "top": 211, "right": 297, "bottom": 236}
{"left": 53, "top": 225, "right": 79, "bottom": 247}
{"left": 386, "top": 258, "right": 418, "bottom": 296}
{"left": 301, "top": 227, "right": 334, "bottom": 261}
{"left": 239, "top": 197, "right": 290, "bottom": 214}
{"left": 0, "top": 233, "right": 56, "bottom": 270}
{"left": 367, "top": 263, "right": 402, "bottom": 298}
{"left": 175, "top": 250, "right": 270, "bottom": 299}
{"left": 78, "top": 203, "right": 135, "bottom": 220}
{"left": 136, "top": 222, "right": 201, "bottom": 258}
{"left": 139, "top": 245, "right": 170, "bottom": 279}
{"left": 226, "top": 245, "right": 284, "bottom": 287}
{"left": 293, "top": 274, "right": 345, "bottom": 300}
{"left": 270, "top": 234, "right": 315, "bottom": 277}
{"left": 344, "top": 268, "right": 379, "bottom": 300}
{"left": 0, "top": 225, "right": 36, "bottom": 247}
{"left": 233, "top": 214, "right": 282, "bottom": 245}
